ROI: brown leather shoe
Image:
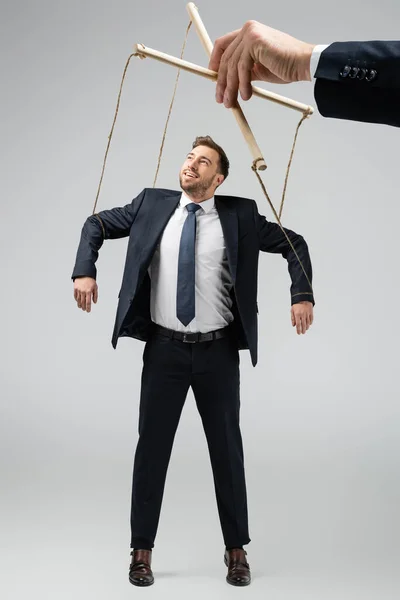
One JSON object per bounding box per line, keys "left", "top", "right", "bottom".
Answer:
{"left": 224, "top": 548, "right": 251, "bottom": 586}
{"left": 129, "top": 549, "right": 154, "bottom": 586}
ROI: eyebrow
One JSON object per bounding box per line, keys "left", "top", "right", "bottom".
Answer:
{"left": 187, "top": 152, "right": 212, "bottom": 164}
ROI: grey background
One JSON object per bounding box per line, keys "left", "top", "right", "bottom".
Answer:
{"left": 1, "top": 0, "right": 399, "bottom": 598}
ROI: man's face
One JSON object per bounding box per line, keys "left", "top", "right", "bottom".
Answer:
{"left": 179, "top": 145, "right": 224, "bottom": 198}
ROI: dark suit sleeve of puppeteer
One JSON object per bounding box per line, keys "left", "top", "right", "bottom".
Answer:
{"left": 314, "top": 41, "right": 400, "bottom": 127}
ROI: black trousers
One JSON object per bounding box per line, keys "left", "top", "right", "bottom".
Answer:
{"left": 130, "top": 329, "right": 250, "bottom": 550}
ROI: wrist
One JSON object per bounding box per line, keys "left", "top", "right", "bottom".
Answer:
{"left": 300, "top": 43, "right": 316, "bottom": 81}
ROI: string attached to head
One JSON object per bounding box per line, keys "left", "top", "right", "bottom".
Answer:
{"left": 153, "top": 21, "right": 192, "bottom": 188}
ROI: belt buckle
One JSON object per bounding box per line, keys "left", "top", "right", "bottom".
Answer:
{"left": 182, "top": 332, "right": 196, "bottom": 343}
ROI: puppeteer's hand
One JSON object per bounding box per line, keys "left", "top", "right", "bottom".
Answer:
{"left": 208, "top": 21, "right": 315, "bottom": 108}
{"left": 291, "top": 301, "right": 314, "bottom": 335}
{"left": 73, "top": 277, "right": 98, "bottom": 313}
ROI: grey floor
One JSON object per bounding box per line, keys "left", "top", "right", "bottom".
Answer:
{"left": 3, "top": 536, "right": 399, "bottom": 600}
{"left": 3, "top": 449, "right": 399, "bottom": 600}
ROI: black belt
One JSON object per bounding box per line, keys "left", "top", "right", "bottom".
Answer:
{"left": 152, "top": 324, "right": 229, "bottom": 343}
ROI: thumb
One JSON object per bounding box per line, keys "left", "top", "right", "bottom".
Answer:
{"left": 93, "top": 286, "right": 98, "bottom": 304}
{"left": 291, "top": 309, "right": 296, "bottom": 326}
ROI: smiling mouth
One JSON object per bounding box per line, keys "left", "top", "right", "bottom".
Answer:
{"left": 183, "top": 171, "right": 198, "bottom": 179}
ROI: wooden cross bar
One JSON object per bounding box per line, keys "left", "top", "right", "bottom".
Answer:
{"left": 133, "top": 2, "right": 314, "bottom": 171}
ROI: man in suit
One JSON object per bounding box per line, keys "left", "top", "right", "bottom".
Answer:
{"left": 208, "top": 21, "right": 400, "bottom": 127}
{"left": 72, "top": 135, "right": 315, "bottom": 587}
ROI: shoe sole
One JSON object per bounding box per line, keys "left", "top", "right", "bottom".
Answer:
{"left": 226, "top": 576, "right": 251, "bottom": 587}
{"left": 129, "top": 576, "right": 154, "bottom": 587}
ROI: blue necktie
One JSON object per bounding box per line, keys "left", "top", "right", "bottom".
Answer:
{"left": 177, "top": 203, "right": 201, "bottom": 326}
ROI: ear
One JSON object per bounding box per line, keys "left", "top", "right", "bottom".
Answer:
{"left": 215, "top": 174, "right": 225, "bottom": 187}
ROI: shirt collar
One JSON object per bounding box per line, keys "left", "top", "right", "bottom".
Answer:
{"left": 180, "top": 191, "right": 215, "bottom": 214}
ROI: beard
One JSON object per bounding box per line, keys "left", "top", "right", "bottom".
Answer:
{"left": 179, "top": 173, "right": 215, "bottom": 198}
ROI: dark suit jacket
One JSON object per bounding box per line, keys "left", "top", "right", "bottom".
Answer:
{"left": 71, "top": 188, "right": 314, "bottom": 366}
{"left": 314, "top": 41, "right": 400, "bottom": 127}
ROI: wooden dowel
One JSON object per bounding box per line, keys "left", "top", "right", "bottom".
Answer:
{"left": 187, "top": 2, "right": 314, "bottom": 115}
{"left": 134, "top": 45, "right": 266, "bottom": 170}
{"left": 186, "top": 2, "right": 267, "bottom": 170}
{"left": 133, "top": 43, "right": 314, "bottom": 115}
{"left": 187, "top": 2, "right": 214, "bottom": 55}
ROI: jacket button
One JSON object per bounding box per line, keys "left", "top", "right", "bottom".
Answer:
{"left": 340, "top": 65, "right": 351, "bottom": 78}
{"left": 356, "top": 67, "right": 367, "bottom": 80}
{"left": 366, "top": 69, "right": 378, "bottom": 82}
{"left": 349, "top": 66, "right": 360, "bottom": 78}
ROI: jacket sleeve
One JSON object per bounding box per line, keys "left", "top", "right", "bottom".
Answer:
{"left": 314, "top": 41, "right": 400, "bottom": 127}
{"left": 71, "top": 189, "right": 146, "bottom": 280}
{"left": 253, "top": 201, "right": 315, "bottom": 305}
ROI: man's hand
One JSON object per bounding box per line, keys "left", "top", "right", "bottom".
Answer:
{"left": 291, "top": 301, "right": 314, "bottom": 335}
{"left": 73, "top": 277, "right": 98, "bottom": 313}
{"left": 208, "top": 21, "right": 315, "bottom": 108}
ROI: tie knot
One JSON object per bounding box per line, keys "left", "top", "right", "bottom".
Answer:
{"left": 186, "top": 203, "right": 201, "bottom": 214}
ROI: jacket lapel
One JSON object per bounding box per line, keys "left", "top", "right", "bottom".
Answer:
{"left": 215, "top": 196, "right": 238, "bottom": 283}
{"left": 140, "top": 191, "right": 181, "bottom": 261}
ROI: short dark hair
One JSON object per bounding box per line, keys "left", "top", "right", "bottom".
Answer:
{"left": 192, "top": 135, "right": 230, "bottom": 180}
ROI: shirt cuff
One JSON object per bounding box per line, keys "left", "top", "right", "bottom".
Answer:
{"left": 310, "top": 44, "right": 330, "bottom": 78}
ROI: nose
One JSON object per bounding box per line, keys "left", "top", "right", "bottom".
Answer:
{"left": 187, "top": 158, "right": 198, "bottom": 171}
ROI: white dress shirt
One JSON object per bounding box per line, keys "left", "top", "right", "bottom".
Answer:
{"left": 310, "top": 44, "right": 330, "bottom": 77}
{"left": 148, "top": 192, "right": 234, "bottom": 333}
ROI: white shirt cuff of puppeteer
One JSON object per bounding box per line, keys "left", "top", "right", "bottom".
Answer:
{"left": 310, "top": 44, "right": 330, "bottom": 77}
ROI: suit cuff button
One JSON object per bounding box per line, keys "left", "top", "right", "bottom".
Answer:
{"left": 349, "top": 66, "right": 360, "bottom": 78}
{"left": 356, "top": 67, "right": 367, "bottom": 80}
{"left": 340, "top": 64, "right": 351, "bottom": 78}
{"left": 366, "top": 69, "right": 378, "bottom": 82}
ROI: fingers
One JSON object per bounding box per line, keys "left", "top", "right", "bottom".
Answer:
{"left": 79, "top": 291, "right": 87, "bottom": 312}
{"left": 85, "top": 291, "right": 92, "bottom": 313}
{"left": 237, "top": 52, "right": 255, "bottom": 102}
{"left": 211, "top": 21, "right": 314, "bottom": 105}
{"left": 296, "top": 316, "right": 303, "bottom": 335}
{"left": 74, "top": 288, "right": 97, "bottom": 312}
{"left": 215, "top": 62, "right": 227, "bottom": 104}
{"left": 215, "top": 31, "right": 244, "bottom": 104}
{"left": 76, "top": 290, "right": 82, "bottom": 309}
{"left": 209, "top": 30, "right": 240, "bottom": 72}
{"left": 224, "top": 45, "right": 242, "bottom": 107}
{"left": 292, "top": 306, "right": 314, "bottom": 335}
{"left": 73, "top": 278, "right": 97, "bottom": 313}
